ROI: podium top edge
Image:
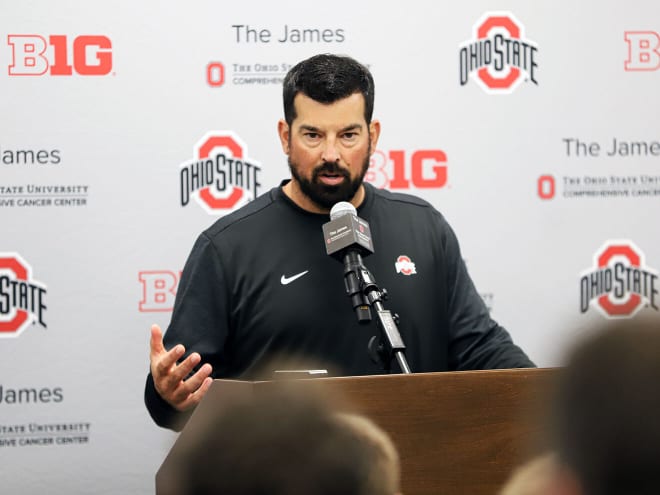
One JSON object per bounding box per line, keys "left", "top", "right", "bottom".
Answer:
{"left": 214, "top": 367, "right": 559, "bottom": 385}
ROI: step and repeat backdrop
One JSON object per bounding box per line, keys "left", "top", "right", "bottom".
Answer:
{"left": 2, "top": 1, "right": 659, "bottom": 493}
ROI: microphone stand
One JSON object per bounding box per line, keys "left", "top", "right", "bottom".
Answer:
{"left": 343, "top": 251, "right": 412, "bottom": 374}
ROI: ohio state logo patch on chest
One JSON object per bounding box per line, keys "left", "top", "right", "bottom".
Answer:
{"left": 395, "top": 255, "right": 417, "bottom": 276}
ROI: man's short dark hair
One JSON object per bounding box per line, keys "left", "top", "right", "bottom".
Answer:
{"left": 553, "top": 316, "right": 660, "bottom": 495}
{"left": 282, "top": 53, "right": 375, "bottom": 126}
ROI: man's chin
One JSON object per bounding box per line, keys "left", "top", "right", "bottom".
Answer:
{"left": 306, "top": 186, "right": 353, "bottom": 209}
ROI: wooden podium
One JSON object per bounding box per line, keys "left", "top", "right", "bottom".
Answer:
{"left": 157, "top": 368, "right": 557, "bottom": 495}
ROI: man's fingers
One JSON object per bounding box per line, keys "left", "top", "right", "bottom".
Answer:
{"left": 180, "top": 363, "right": 213, "bottom": 397}
{"left": 164, "top": 355, "right": 205, "bottom": 396}
{"left": 150, "top": 324, "right": 180, "bottom": 383}
{"left": 156, "top": 352, "right": 204, "bottom": 396}
{"left": 169, "top": 364, "right": 213, "bottom": 410}
{"left": 147, "top": 324, "right": 213, "bottom": 411}
{"left": 149, "top": 324, "right": 165, "bottom": 357}
{"left": 154, "top": 345, "right": 187, "bottom": 378}
{"left": 149, "top": 325, "right": 187, "bottom": 372}
{"left": 177, "top": 375, "right": 213, "bottom": 411}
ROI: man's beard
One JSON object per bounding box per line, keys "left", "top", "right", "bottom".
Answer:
{"left": 288, "top": 145, "right": 371, "bottom": 210}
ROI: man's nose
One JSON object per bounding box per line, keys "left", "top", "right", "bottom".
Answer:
{"left": 321, "top": 140, "right": 340, "bottom": 163}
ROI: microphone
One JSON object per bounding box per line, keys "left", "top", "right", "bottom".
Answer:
{"left": 322, "top": 202, "right": 374, "bottom": 322}
{"left": 322, "top": 202, "right": 411, "bottom": 374}
{"left": 322, "top": 202, "right": 374, "bottom": 260}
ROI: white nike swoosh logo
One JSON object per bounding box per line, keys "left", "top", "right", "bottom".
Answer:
{"left": 280, "top": 270, "right": 309, "bottom": 285}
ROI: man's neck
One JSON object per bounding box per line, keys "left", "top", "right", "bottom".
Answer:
{"left": 281, "top": 180, "right": 365, "bottom": 214}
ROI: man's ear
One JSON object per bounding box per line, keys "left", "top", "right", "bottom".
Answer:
{"left": 277, "top": 119, "right": 290, "bottom": 155}
{"left": 369, "top": 119, "right": 381, "bottom": 151}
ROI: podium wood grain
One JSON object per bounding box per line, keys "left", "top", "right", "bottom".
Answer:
{"left": 157, "top": 368, "right": 557, "bottom": 495}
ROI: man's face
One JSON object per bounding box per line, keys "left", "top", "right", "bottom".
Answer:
{"left": 278, "top": 92, "right": 380, "bottom": 212}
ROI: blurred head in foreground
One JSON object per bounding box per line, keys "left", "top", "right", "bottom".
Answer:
{"left": 551, "top": 315, "right": 660, "bottom": 495}
{"left": 499, "top": 452, "right": 559, "bottom": 495}
{"left": 179, "top": 385, "right": 401, "bottom": 495}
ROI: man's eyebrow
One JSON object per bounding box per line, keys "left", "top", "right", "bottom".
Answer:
{"left": 299, "top": 124, "right": 321, "bottom": 133}
{"left": 298, "top": 124, "right": 364, "bottom": 133}
{"left": 340, "top": 123, "right": 363, "bottom": 132}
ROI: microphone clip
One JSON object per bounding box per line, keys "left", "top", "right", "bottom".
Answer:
{"left": 342, "top": 251, "right": 411, "bottom": 374}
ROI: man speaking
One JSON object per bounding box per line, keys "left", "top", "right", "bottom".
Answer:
{"left": 145, "top": 53, "right": 534, "bottom": 430}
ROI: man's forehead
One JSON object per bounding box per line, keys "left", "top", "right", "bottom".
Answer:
{"left": 292, "top": 92, "right": 366, "bottom": 127}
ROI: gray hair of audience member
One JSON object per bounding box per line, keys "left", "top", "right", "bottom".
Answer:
{"left": 552, "top": 315, "right": 660, "bottom": 495}
{"left": 179, "top": 387, "right": 401, "bottom": 495}
{"left": 334, "top": 412, "right": 401, "bottom": 494}
{"left": 499, "top": 452, "right": 558, "bottom": 495}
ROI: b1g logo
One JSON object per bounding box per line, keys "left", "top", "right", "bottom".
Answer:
{"left": 459, "top": 12, "right": 539, "bottom": 94}
{"left": 138, "top": 271, "right": 181, "bottom": 312}
{"left": 0, "top": 253, "right": 47, "bottom": 337}
{"left": 7, "top": 34, "right": 113, "bottom": 76}
{"left": 624, "top": 31, "right": 660, "bottom": 71}
{"left": 580, "top": 241, "right": 659, "bottom": 318}
{"left": 366, "top": 149, "right": 448, "bottom": 190}
{"left": 179, "top": 132, "right": 262, "bottom": 215}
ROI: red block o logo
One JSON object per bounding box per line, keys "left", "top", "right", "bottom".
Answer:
{"left": 0, "top": 256, "right": 30, "bottom": 335}
{"left": 197, "top": 135, "right": 245, "bottom": 210}
{"left": 476, "top": 15, "right": 522, "bottom": 90}
{"left": 597, "top": 244, "right": 642, "bottom": 317}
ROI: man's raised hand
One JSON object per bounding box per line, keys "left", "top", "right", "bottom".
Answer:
{"left": 149, "top": 324, "right": 213, "bottom": 411}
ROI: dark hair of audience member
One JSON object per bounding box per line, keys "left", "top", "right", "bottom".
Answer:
{"left": 552, "top": 315, "right": 660, "bottom": 495}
